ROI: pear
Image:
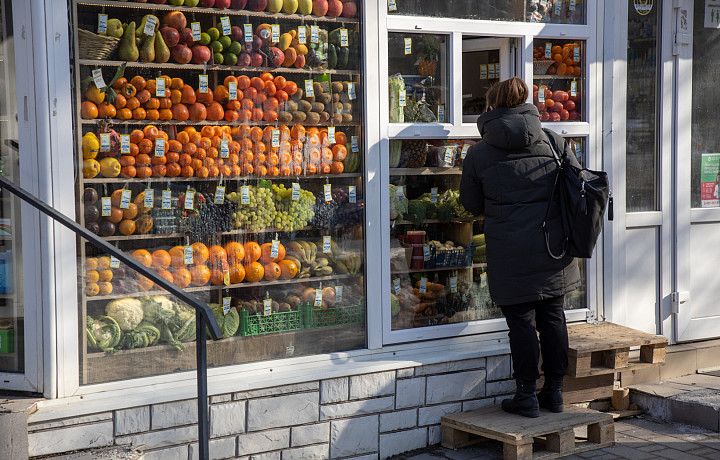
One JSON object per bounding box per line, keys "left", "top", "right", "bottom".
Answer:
{"left": 267, "top": 0, "right": 283, "bottom": 12}
{"left": 298, "top": 0, "right": 312, "bottom": 15}
{"left": 154, "top": 31, "right": 170, "bottom": 63}
{"left": 107, "top": 19, "right": 124, "bottom": 39}
{"left": 136, "top": 15, "right": 159, "bottom": 38}
{"left": 118, "top": 21, "right": 139, "bottom": 62}
{"left": 140, "top": 35, "right": 155, "bottom": 63}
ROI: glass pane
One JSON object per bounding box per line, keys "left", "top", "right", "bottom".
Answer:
{"left": 626, "top": 0, "right": 659, "bottom": 211}
{"left": 691, "top": 5, "right": 720, "bottom": 208}
{"left": 74, "top": 3, "right": 366, "bottom": 384}
{"left": 0, "top": 0, "right": 25, "bottom": 374}
{"left": 527, "top": 0, "right": 586, "bottom": 24}
{"left": 388, "top": 0, "right": 585, "bottom": 23}
{"left": 462, "top": 47, "right": 500, "bottom": 120}
{"left": 388, "top": 33, "right": 448, "bottom": 123}
{"left": 532, "top": 39, "right": 585, "bottom": 122}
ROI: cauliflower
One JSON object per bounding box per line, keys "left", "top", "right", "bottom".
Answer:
{"left": 140, "top": 295, "right": 175, "bottom": 324}
{"left": 105, "top": 297, "right": 144, "bottom": 331}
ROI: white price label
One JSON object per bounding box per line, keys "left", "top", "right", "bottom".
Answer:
{"left": 154, "top": 138, "right": 165, "bottom": 157}
{"left": 305, "top": 80, "right": 314, "bottom": 97}
{"left": 214, "top": 186, "right": 226, "bottom": 204}
{"left": 220, "top": 140, "right": 229, "bottom": 158}
{"left": 335, "top": 286, "right": 343, "bottom": 302}
{"left": 349, "top": 185, "right": 357, "bottom": 203}
{"left": 444, "top": 146, "right": 454, "bottom": 165}
{"left": 92, "top": 69, "right": 106, "bottom": 89}
{"left": 388, "top": 0, "right": 397, "bottom": 11}
{"left": 328, "top": 127, "right": 335, "bottom": 144}
{"left": 340, "top": 29, "right": 349, "bottom": 47}
{"left": 244, "top": 24, "right": 253, "bottom": 42}
{"left": 310, "top": 25, "right": 319, "bottom": 43}
{"left": 398, "top": 90, "right": 406, "bottom": 107}
{"left": 228, "top": 81, "right": 237, "bottom": 100}
{"left": 144, "top": 189, "right": 154, "bottom": 208}
{"left": 488, "top": 63, "right": 496, "bottom": 79}
{"left": 222, "top": 297, "right": 232, "bottom": 315}
{"left": 404, "top": 37, "right": 412, "bottom": 54}
{"left": 271, "top": 129, "right": 280, "bottom": 148}
{"left": 480, "top": 64, "right": 487, "bottom": 79}
{"left": 430, "top": 187, "right": 438, "bottom": 203}
{"left": 351, "top": 136, "right": 359, "bottom": 153}
{"left": 323, "top": 236, "right": 332, "bottom": 253}
{"left": 270, "top": 240, "right": 280, "bottom": 258}
{"left": 419, "top": 277, "right": 428, "bottom": 294}
{"left": 450, "top": 277, "right": 458, "bottom": 293}
{"left": 120, "top": 190, "right": 131, "bottom": 209}
{"left": 199, "top": 75, "right": 209, "bottom": 93}
{"left": 480, "top": 272, "right": 487, "bottom": 288}
{"left": 573, "top": 47, "right": 580, "bottom": 63}
{"left": 292, "top": 183, "right": 300, "bottom": 201}
{"left": 156, "top": 77, "right": 166, "bottom": 97}
{"left": 110, "top": 256, "right": 120, "bottom": 268}
{"left": 100, "top": 133, "right": 110, "bottom": 152}
{"left": 101, "top": 197, "right": 111, "bottom": 216}
{"left": 184, "top": 190, "right": 195, "bottom": 210}
{"left": 324, "top": 184, "right": 332, "bottom": 202}
{"left": 314, "top": 289, "right": 323, "bottom": 307}
{"left": 298, "top": 26, "right": 306, "bottom": 44}
{"left": 241, "top": 186, "right": 250, "bottom": 204}
{"left": 393, "top": 278, "right": 401, "bottom": 294}
{"left": 184, "top": 246, "right": 193, "bottom": 265}
{"left": 545, "top": 42, "right": 552, "bottom": 59}
{"left": 437, "top": 104, "right": 445, "bottom": 122}
{"left": 144, "top": 15, "right": 157, "bottom": 36}
{"left": 461, "top": 144, "right": 470, "bottom": 160}
{"left": 396, "top": 185, "right": 404, "bottom": 201}
{"left": 348, "top": 82, "right": 356, "bottom": 100}
{"left": 97, "top": 14, "right": 108, "bottom": 34}
{"left": 162, "top": 190, "right": 172, "bottom": 209}
{"left": 554, "top": 0, "right": 563, "bottom": 15}
{"left": 191, "top": 22, "right": 202, "bottom": 42}
{"left": 221, "top": 16, "right": 231, "bottom": 36}
{"left": 570, "top": 81, "right": 578, "bottom": 97}
{"left": 538, "top": 89, "right": 545, "bottom": 103}
{"left": 263, "top": 298, "right": 272, "bottom": 316}
{"left": 570, "top": 0, "right": 576, "bottom": 11}
{"left": 120, "top": 135, "right": 130, "bottom": 154}
{"left": 271, "top": 24, "right": 280, "bottom": 43}
{"left": 423, "top": 245, "right": 430, "bottom": 261}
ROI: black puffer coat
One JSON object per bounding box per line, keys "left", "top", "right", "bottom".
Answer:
{"left": 459, "top": 103, "right": 580, "bottom": 305}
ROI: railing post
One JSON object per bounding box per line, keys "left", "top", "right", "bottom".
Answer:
{"left": 196, "top": 311, "right": 209, "bottom": 460}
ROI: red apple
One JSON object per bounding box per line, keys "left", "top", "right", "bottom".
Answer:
{"left": 550, "top": 101, "right": 563, "bottom": 112}
{"left": 230, "top": 0, "right": 248, "bottom": 7}
{"left": 247, "top": 0, "right": 267, "bottom": 11}
{"left": 160, "top": 26, "right": 180, "bottom": 47}
{"left": 540, "top": 111, "right": 550, "bottom": 122}
{"left": 327, "top": 0, "right": 342, "bottom": 16}
{"left": 238, "top": 52, "right": 252, "bottom": 67}
{"left": 312, "top": 0, "right": 329, "bottom": 16}
{"left": 341, "top": 1, "right": 357, "bottom": 17}
{"left": 215, "top": 0, "right": 231, "bottom": 7}
{"left": 171, "top": 44, "right": 193, "bottom": 64}
{"left": 191, "top": 45, "right": 212, "bottom": 64}
{"left": 560, "top": 109, "right": 570, "bottom": 120}
{"left": 564, "top": 100, "right": 576, "bottom": 111}
{"left": 536, "top": 102, "right": 545, "bottom": 112}
{"left": 198, "top": 0, "right": 216, "bottom": 6}
{"left": 549, "top": 112, "right": 561, "bottom": 122}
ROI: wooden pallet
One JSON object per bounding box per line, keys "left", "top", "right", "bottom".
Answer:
{"left": 567, "top": 322, "right": 667, "bottom": 378}
{"left": 441, "top": 405, "right": 614, "bottom": 460}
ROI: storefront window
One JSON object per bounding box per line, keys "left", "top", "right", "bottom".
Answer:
{"left": 0, "top": 0, "right": 24, "bottom": 374}
{"left": 532, "top": 39, "right": 585, "bottom": 123}
{"left": 74, "top": 2, "right": 366, "bottom": 384}
{"left": 462, "top": 46, "right": 500, "bottom": 121}
{"left": 388, "top": 0, "right": 585, "bottom": 24}
{"left": 626, "top": 0, "right": 659, "bottom": 212}
{"left": 388, "top": 33, "right": 448, "bottom": 124}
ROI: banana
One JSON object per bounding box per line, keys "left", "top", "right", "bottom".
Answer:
{"left": 315, "top": 266, "right": 333, "bottom": 276}
{"left": 335, "top": 261, "right": 349, "bottom": 274}
{"left": 288, "top": 241, "right": 306, "bottom": 261}
{"left": 314, "top": 257, "right": 329, "bottom": 268}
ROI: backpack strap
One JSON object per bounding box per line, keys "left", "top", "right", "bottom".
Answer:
{"left": 542, "top": 129, "right": 570, "bottom": 260}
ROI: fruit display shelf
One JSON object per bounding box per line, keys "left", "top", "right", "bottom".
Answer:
{"left": 79, "top": 119, "right": 363, "bottom": 127}
{"left": 82, "top": 172, "right": 362, "bottom": 183}
{"left": 533, "top": 75, "right": 583, "bottom": 80}
{"left": 76, "top": 0, "right": 361, "bottom": 24}
{"left": 99, "top": 223, "right": 361, "bottom": 241}
{"left": 78, "top": 59, "right": 362, "bottom": 75}
{"left": 389, "top": 167, "right": 463, "bottom": 176}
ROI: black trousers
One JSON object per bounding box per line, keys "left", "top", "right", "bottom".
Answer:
{"left": 499, "top": 295, "right": 568, "bottom": 382}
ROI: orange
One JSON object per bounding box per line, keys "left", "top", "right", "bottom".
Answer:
{"left": 260, "top": 242, "right": 285, "bottom": 264}
{"left": 191, "top": 242, "right": 209, "bottom": 265}
{"left": 189, "top": 264, "right": 211, "bottom": 286}
{"left": 122, "top": 203, "right": 139, "bottom": 220}
{"left": 225, "top": 241, "right": 245, "bottom": 265}
{"left": 263, "top": 262, "right": 281, "bottom": 281}
{"left": 136, "top": 274, "right": 154, "bottom": 291}
{"left": 172, "top": 267, "right": 192, "bottom": 288}
{"left": 169, "top": 245, "right": 188, "bottom": 267}
{"left": 279, "top": 259, "right": 298, "bottom": 279}
{"left": 131, "top": 249, "right": 153, "bottom": 267}
{"left": 152, "top": 249, "right": 172, "bottom": 269}
{"left": 210, "top": 268, "right": 225, "bottom": 285}
{"left": 229, "top": 263, "right": 245, "bottom": 284}
{"left": 243, "top": 241, "right": 261, "bottom": 264}
{"left": 243, "top": 261, "right": 264, "bottom": 283}
{"left": 98, "top": 269, "right": 113, "bottom": 282}
{"left": 157, "top": 269, "right": 174, "bottom": 284}
{"left": 86, "top": 282, "right": 100, "bottom": 296}
{"left": 118, "top": 219, "right": 136, "bottom": 236}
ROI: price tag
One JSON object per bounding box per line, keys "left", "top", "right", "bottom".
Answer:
{"left": 220, "top": 140, "right": 230, "bottom": 158}
{"left": 554, "top": 0, "right": 562, "bottom": 15}
{"left": 271, "top": 24, "right": 280, "bottom": 43}
{"left": 423, "top": 245, "right": 430, "bottom": 261}
{"left": 222, "top": 259, "right": 230, "bottom": 286}
{"left": 292, "top": 183, "right": 300, "bottom": 201}
{"left": 120, "top": 189, "right": 131, "bottom": 209}
{"left": 480, "top": 272, "right": 487, "bottom": 288}
{"left": 110, "top": 256, "right": 120, "bottom": 268}
{"left": 328, "top": 127, "right": 336, "bottom": 144}
{"left": 340, "top": 29, "right": 349, "bottom": 47}
{"left": 241, "top": 186, "right": 250, "bottom": 204}
{"left": 298, "top": 26, "right": 306, "bottom": 44}
{"left": 100, "top": 133, "right": 110, "bottom": 152}
{"left": 271, "top": 129, "right": 280, "bottom": 148}
{"left": 388, "top": 0, "right": 397, "bottom": 11}
{"left": 488, "top": 63, "right": 496, "bottom": 79}
{"left": 305, "top": 80, "right": 314, "bottom": 97}
{"left": 573, "top": 47, "right": 580, "bottom": 63}
{"left": 545, "top": 42, "right": 552, "bottom": 59}
{"left": 349, "top": 185, "right": 356, "bottom": 203}
{"left": 263, "top": 298, "right": 272, "bottom": 316}
{"left": 324, "top": 184, "right": 332, "bottom": 202}
{"left": 220, "top": 16, "right": 231, "bottom": 36}
{"left": 348, "top": 82, "right": 356, "bottom": 100}
{"left": 184, "top": 190, "right": 195, "bottom": 210}
{"left": 156, "top": 77, "right": 166, "bottom": 97}
{"left": 335, "top": 286, "right": 343, "bottom": 302}
{"left": 351, "top": 136, "right": 359, "bottom": 152}
{"left": 162, "top": 190, "right": 172, "bottom": 209}
{"left": 314, "top": 289, "right": 323, "bottom": 307}
{"left": 570, "top": 0, "right": 576, "bottom": 11}
{"left": 398, "top": 90, "right": 406, "bottom": 107}
{"left": 419, "top": 277, "right": 428, "bottom": 294}
{"left": 144, "top": 189, "right": 154, "bottom": 208}
{"left": 120, "top": 135, "right": 130, "bottom": 154}
{"left": 461, "top": 144, "right": 470, "bottom": 160}
{"left": 437, "top": 104, "right": 445, "bottom": 122}
{"left": 144, "top": 15, "right": 157, "bottom": 36}
{"left": 97, "top": 14, "right": 108, "bottom": 34}
{"left": 310, "top": 25, "right": 319, "bottom": 43}
{"left": 444, "top": 146, "right": 454, "bottom": 165}
{"left": 92, "top": 69, "right": 106, "bottom": 91}
{"left": 396, "top": 185, "right": 404, "bottom": 201}
{"left": 191, "top": 22, "right": 202, "bottom": 42}
{"left": 244, "top": 24, "right": 253, "bottom": 42}
{"left": 393, "top": 278, "right": 401, "bottom": 294}
{"left": 228, "top": 81, "right": 237, "bottom": 100}
{"left": 270, "top": 239, "right": 280, "bottom": 258}
{"left": 184, "top": 246, "right": 193, "bottom": 264}
{"left": 101, "top": 197, "right": 111, "bottom": 216}
{"left": 430, "top": 187, "right": 438, "bottom": 203}
{"left": 538, "top": 89, "right": 545, "bottom": 103}
{"left": 214, "top": 186, "right": 226, "bottom": 204}
{"left": 198, "top": 75, "right": 209, "bottom": 93}
{"left": 154, "top": 138, "right": 165, "bottom": 157}
{"left": 450, "top": 277, "right": 458, "bottom": 293}
{"left": 222, "top": 297, "right": 232, "bottom": 315}
{"left": 323, "top": 236, "right": 332, "bottom": 253}
{"left": 570, "top": 81, "right": 577, "bottom": 97}
{"left": 480, "top": 64, "right": 487, "bottom": 79}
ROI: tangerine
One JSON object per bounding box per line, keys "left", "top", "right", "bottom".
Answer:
{"left": 131, "top": 249, "right": 153, "bottom": 267}
{"left": 243, "top": 241, "right": 262, "bottom": 263}
{"left": 152, "top": 249, "right": 172, "bottom": 269}
{"left": 263, "top": 262, "right": 281, "bottom": 281}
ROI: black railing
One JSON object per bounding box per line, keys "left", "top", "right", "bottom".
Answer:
{"left": 0, "top": 174, "right": 221, "bottom": 460}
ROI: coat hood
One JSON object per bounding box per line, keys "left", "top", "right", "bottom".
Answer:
{"left": 477, "top": 103, "right": 544, "bottom": 151}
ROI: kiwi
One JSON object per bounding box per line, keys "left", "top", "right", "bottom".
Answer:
{"left": 313, "top": 82, "right": 323, "bottom": 95}
{"left": 331, "top": 81, "right": 343, "bottom": 93}
{"left": 284, "top": 100, "right": 298, "bottom": 112}
{"left": 332, "top": 93, "right": 340, "bottom": 103}
{"left": 318, "top": 92, "right": 332, "bottom": 105}
{"left": 319, "top": 111, "right": 330, "bottom": 122}
{"left": 306, "top": 112, "right": 320, "bottom": 124}
{"left": 333, "top": 102, "right": 344, "bottom": 113}
{"left": 331, "top": 113, "right": 343, "bottom": 125}
{"left": 299, "top": 100, "right": 312, "bottom": 113}
{"left": 278, "top": 111, "right": 293, "bottom": 122}
{"left": 304, "top": 95, "right": 315, "bottom": 104}
{"left": 292, "top": 111, "right": 307, "bottom": 122}
{"left": 291, "top": 88, "right": 304, "bottom": 101}
{"left": 311, "top": 102, "right": 325, "bottom": 113}
{"left": 343, "top": 102, "right": 353, "bottom": 112}
{"left": 342, "top": 113, "right": 353, "bottom": 123}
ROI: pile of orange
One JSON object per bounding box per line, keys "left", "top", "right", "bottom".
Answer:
{"left": 546, "top": 44, "right": 582, "bottom": 77}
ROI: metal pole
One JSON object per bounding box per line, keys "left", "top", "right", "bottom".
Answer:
{"left": 196, "top": 311, "right": 210, "bottom": 460}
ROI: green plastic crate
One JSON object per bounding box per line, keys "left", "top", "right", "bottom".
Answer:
{"left": 302, "top": 303, "right": 365, "bottom": 329}
{"left": 239, "top": 309, "right": 303, "bottom": 336}
{"left": 0, "top": 328, "right": 14, "bottom": 354}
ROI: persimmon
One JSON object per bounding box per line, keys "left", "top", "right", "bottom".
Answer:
{"left": 207, "top": 102, "right": 225, "bottom": 121}
{"left": 166, "top": 162, "right": 182, "bottom": 177}
{"left": 151, "top": 164, "right": 167, "bottom": 177}
{"left": 81, "top": 101, "right": 98, "bottom": 119}
{"left": 132, "top": 107, "right": 147, "bottom": 120}
{"left": 196, "top": 87, "right": 214, "bottom": 105}
{"left": 159, "top": 108, "right": 173, "bottom": 120}
{"left": 170, "top": 89, "right": 183, "bottom": 105}
{"left": 112, "top": 77, "right": 128, "bottom": 90}
{"left": 223, "top": 75, "right": 238, "bottom": 88}
{"left": 136, "top": 89, "right": 151, "bottom": 104}
{"left": 138, "top": 139, "right": 153, "bottom": 154}
{"left": 172, "top": 103, "right": 190, "bottom": 121}
{"left": 237, "top": 75, "right": 251, "bottom": 90}
{"left": 146, "top": 109, "right": 160, "bottom": 121}
{"left": 279, "top": 259, "right": 298, "bottom": 279}
{"left": 98, "top": 103, "right": 116, "bottom": 118}
{"left": 181, "top": 165, "right": 194, "bottom": 177}
{"left": 114, "top": 94, "right": 127, "bottom": 109}
{"left": 177, "top": 131, "right": 190, "bottom": 144}
{"left": 120, "top": 165, "right": 137, "bottom": 178}
{"left": 130, "top": 76, "right": 146, "bottom": 91}
{"left": 273, "top": 75, "right": 286, "bottom": 90}
{"left": 214, "top": 85, "right": 230, "bottom": 102}
{"left": 135, "top": 166, "right": 152, "bottom": 178}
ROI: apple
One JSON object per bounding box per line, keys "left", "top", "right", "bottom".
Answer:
{"left": 169, "top": 0, "right": 185, "bottom": 5}
{"left": 215, "top": 0, "right": 232, "bottom": 7}
{"left": 230, "top": 0, "right": 248, "bottom": 7}
{"left": 247, "top": 0, "right": 267, "bottom": 11}
{"left": 250, "top": 52, "right": 264, "bottom": 67}
{"left": 185, "top": 0, "right": 200, "bottom": 5}
{"left": 326, "top": 0, "right": 342, "bottom": 16}
{"left": 549, "top": 112, "right": 561, "bottom": 122}
{"left": 171, "top": 44, "right": 193, "bottom": 64}
{"left": 341, "top": 0, "right": 356, "bottom": 17}
{"left": 312, "top": 0, "right": 328, "bottom": 16}
{"left": 238, "top": 52, "right": 252, "bottom": 67}
{"left": 191, "top": 45, "right": 212, "bottom": 63}
{"left": 150, "top": 0, "right": 168, "bottom": 3}
{"left": 536, "top": 102, "right": 545, "bottom": 112}
{"left": 550, "top": 101, "right": 563, "bottom": 112}
{"left": 180, "top": 28, "right": 195, "bottom": 46}
{"left": 162, "top": 11, "right": 187, "bottom": 30}
{"left": 560, "top": 109, "right": 569, "bottom": 120}
{"left": 198, "top": 0, "right": 216, "bottom": 6}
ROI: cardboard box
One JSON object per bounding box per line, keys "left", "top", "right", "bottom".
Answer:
{"left": 0, "top": 328, "right": 14, "bottom": 354}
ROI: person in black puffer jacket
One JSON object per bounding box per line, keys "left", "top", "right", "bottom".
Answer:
{"left": 460, "top": 77, "right": 581, "bottom": 418}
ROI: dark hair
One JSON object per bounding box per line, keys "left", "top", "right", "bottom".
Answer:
{"left": 489, "top": 77, "right": 529, "bottom": 108}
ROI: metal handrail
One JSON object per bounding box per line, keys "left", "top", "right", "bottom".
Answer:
{"left": 0, "top": 174, "right": 220, "bottom": 459}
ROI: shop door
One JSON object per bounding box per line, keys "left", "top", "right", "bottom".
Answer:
{"left": 461, "top": 38, "right": 513, "bottom": 123}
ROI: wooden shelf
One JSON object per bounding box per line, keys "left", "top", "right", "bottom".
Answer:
{"left": 533, "top": 74, "right": 582, "bottom": 80}
{"left": 82, "top": 172, "right": 362, "bottom": 184}
{"left": 393, "top": 217, "right": 483, "bottom": 225}
{"left": 75, "top": 0, "right": 360, "bottom": 24}
{"left": 390, "top": 167, "right": 462, "bottom": 176}
{"left": 390, "top": 262, "right": 485, "bottom": 275}
{"left": 80, "top": 119, "right": 362, "bottom": 127}
{"left": 98, "top": 223, "right": 362, "bottom": 241}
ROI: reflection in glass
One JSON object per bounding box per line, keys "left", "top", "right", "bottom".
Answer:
{"left": 388, "top": 0, "right": 585, "bottom": 23}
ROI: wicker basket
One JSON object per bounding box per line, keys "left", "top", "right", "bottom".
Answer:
{"left": 78, "top": 29, "right": 120, "bottom": 60}
{"left": 533, "top": 59, "right": 555, "bottom": 75}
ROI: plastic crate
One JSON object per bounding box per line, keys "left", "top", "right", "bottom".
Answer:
{"left": 425, "top": 244, "right": 475, "bottom": 269}
{"left": 239, "top": 308, "right": 303, "bottom": 336}
{"left": 302, "top": 303, "right": 365, "bottom": 329}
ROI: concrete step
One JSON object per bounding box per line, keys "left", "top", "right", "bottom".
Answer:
{"left": 629, "top": 371, "right": 720, "bottom": 433}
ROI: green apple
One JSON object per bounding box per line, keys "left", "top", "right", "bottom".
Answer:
{"left": 267, "top": 0, "right": 283, "bottom": 13}
{"left": 168, "top": 0, "right": 185, "bottom": 5}
{"left": 298, "top": 0, "right": 312, "bottom": 15}
{"left": 185, "top": 0, "right": 200, "bottom": 6}
{"left": 283, "top": 0, "right": 299, "bottom": 14}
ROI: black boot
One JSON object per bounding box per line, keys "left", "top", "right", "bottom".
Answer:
{"left": 501, "top": 379, "right": 539, "bottom": 418}
{"left": 538, "top": 375, "right": 564, "bottom": 413}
